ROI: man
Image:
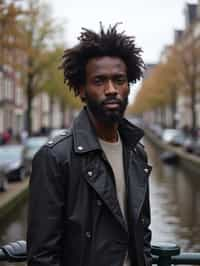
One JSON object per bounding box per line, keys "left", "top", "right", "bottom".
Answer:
{"left": 27, "top": 23, "right": 152, "bottom": 266}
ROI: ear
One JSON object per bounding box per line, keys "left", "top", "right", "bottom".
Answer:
{"left": 79, "top": 86, "right": 86, "bottom": 102}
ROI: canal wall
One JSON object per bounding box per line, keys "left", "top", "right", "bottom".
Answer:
{"left": 0, "top": 179, "right": 29, "bottom": 222}
{"left": 145, "top": 129, "right": 200, "bottom": 175}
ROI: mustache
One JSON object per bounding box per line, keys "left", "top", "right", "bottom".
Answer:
{"left": 102, "top": 97, "right": 122, "bottom": 105}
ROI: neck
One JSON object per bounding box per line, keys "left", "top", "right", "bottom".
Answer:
{"left": 88, "top": 110, "right": 119, "bottom": 142}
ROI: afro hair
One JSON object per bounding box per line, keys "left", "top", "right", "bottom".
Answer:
{"left": 60, "top": 23, "right": 144, "bottom": 96}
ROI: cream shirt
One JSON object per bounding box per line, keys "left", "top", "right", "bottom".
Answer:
{"left": 99, "top": 135, "right": 130, "bottom": 266}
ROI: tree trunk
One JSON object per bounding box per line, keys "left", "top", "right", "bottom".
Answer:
{"left": 49, "top": 96, "right": 54, "bottom": 130}
{"left": 60, "top": 102, "right": 66, "bottom": 128}
{"left": 26, "top": 73, "right": 33, "bottom": 135}
{"left": 191, "top": 86, "right": 196, "bottom": 131}
{"left": 170, "top": 87, "right": 177, "bottom": 128}
{"left": 161, "top": 108, "right": 166, "bottom": 129}
{"left": 26, "top": 54, "right": 35, "bottom": 136}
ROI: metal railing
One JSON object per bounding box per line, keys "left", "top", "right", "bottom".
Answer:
{"left": 152, "top": 243, "right": 200, "bottom": 265}
{"left": 0, "top": 240, "right": 26, "bottom": 262}
{"left": 0, "top": 240, "right": 200, "bottom": 265}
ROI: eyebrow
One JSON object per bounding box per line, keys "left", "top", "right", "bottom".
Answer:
{"left": 92, "top": 73, "right": 127, "bottom": 78}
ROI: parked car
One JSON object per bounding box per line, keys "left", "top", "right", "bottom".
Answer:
{"left": 162, "top": 129, "right": 181, "bottom": 144}
{"left": 183, "top": 136, "right": 196, "bottom": 153}
{"left": 22, "top": 136, "right": 48, "bottom": 175}
{"left": 170, "top": 131, "right": 187, "bottom": 146}
{"left": 0, "top": 145, "right": 25, "bottom": 186}
{"left": 162, "top": 129, "right": 176, "bottom": 144}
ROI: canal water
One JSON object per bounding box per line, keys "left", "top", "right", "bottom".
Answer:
{"left": 0, "top": 140, "right": 200, "bottom": 266}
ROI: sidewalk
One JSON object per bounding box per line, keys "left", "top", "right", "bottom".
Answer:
{"left": 0, "top": 179, "right": 29, "bottom": 221}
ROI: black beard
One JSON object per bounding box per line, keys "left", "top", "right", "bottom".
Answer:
{"left": 85, "top": 93, "right": 128, "bottom": 125}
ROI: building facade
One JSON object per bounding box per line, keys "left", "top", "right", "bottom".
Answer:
{"left": 0, "top": 67, "right": 25, "bottom": 136}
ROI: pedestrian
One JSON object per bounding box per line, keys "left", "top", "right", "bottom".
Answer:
{"left": 27, "top": 23, "right": 152, "bottom": 266}
{"left": 2, "top": 128, "right": 11, "bottom": 144}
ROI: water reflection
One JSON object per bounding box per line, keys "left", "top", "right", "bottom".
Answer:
{"left": 146, "top": 141, "right": 200, "bottom": 252}
{"left": 0, "top": 140, "right": 200, "bottom": 266}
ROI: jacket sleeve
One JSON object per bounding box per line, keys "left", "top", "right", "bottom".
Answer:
{"left": 143, "top": 181, "right": 152, "bottom": 266}
{"left": 27, "top": 146, "right": 65, "bottom": 266}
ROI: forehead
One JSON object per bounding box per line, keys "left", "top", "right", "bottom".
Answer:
{"left": 85, "top": 56, "right": 127, "bottom": 77}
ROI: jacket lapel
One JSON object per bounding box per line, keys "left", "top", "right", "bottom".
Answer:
{"left": 126, "top": 151, "right": 151, "bottom": 224}
{"left": 83, "top": 155, "right": 128, "bottom": 233}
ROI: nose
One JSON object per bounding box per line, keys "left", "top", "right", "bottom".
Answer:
{"left": 105, "top": 80, "right": 117, "bottom": 95}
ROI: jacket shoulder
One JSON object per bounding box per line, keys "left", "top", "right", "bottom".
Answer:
{"left": 45, "top": 129, "right": 72, "bottom": 149}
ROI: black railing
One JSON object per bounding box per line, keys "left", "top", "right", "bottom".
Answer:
{"left": 152, "top": 243, "right": 200, "bottom": 265}
{"left": 0, "top": 240, "right": 26, "bottom": 262}
{"left": 1, "top": 240, "right": 200, "bottom": 265}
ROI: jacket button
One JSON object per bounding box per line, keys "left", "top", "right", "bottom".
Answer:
{"left": 88, "top": 171, "right": 93, "bottom": 176}
{"left": 97, "top": 200, "right": 102, "bottom": 206}
{"left": 141, "top": 217, "right": 145, "bottom": 224}
{"left": 144, "top": 168, "right": 149, "bottom": 173}
{"left": 78, "top": 146, "right": 83, "bottom": 151}
{"left": 86, "top": 231, "right": 91, "bottom": 238}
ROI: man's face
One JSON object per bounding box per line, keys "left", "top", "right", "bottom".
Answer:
{"left": 80, "top": 56, "right": 130, "bottom": 125}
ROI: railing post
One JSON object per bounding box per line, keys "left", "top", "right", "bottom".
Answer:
{"left": 152, "top": 243, "right": 180, "bottom": 266}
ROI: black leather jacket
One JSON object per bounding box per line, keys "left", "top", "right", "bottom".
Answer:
{"left": 27, "top": 108, "right": 152, "bottom": 266}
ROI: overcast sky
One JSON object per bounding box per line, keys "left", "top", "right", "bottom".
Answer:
{"left": 49, "top": 0, "right": 198, "bottom": 63}
{"left": 47, "top": 0, "right": 198, "bottom": 102}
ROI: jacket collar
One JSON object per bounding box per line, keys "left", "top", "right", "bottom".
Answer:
{"left": 72, "top": 107, "right": 144, "bottom": 154}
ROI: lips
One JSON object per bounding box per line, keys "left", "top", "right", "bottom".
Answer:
{"left": 103, "top": 102, "right": 120, "bottom": 109}
{"left": 103, "top": 99, "right": 121, "bottom": 106}
{"left": 102, "top": 99, "right": 121, "bottom": 110}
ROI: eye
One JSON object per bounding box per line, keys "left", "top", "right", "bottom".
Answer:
{"left": 115, "top": 76, "right": 127, "bottom": 85}
{"left": 93, "top": 77, "right": 104, "bottom": 85}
